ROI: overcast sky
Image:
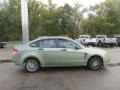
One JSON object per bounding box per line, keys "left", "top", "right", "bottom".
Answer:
{"left": 0, "top": 0, "right": 105, "bottom": 8}
{"left": 39, "top": 0, "right": 105, "bottom": 7}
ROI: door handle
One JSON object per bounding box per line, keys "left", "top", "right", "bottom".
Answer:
{"left": 38, "top": 48, "right": 44, "bottom": 50}
{"left": 61, "top": 49, "right": 67, "bottom": 51}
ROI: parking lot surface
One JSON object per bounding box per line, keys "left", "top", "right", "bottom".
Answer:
{"left": 0, "top": 47, "right": 12, "bottom": 60}
{"left": 102, "top": 47, "right": 120, "bottom": 63}
{"left": 0, "top": 63, "right": 120, "bottom": 90}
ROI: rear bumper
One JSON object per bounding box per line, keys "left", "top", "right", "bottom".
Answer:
{"left": 12, "top": 59, "right": 23, "bottom": 66}
{"left": 102, "top": 42, "right": 117, "bottom": 46}
{"left": 12, "top": 55, "right": 23, "bottom": 66}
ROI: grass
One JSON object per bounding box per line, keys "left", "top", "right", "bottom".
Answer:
{"left": 6, "top": 44, "right": 15, "bottom": 48}
{"left": 6, "top": 42, "right": 22, "bottom": 49}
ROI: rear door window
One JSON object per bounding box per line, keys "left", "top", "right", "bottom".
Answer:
{"left": 30, "top": 39, "right": 56, "bottom": 48}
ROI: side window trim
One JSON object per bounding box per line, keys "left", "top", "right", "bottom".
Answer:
{"left": 30, "top": 38, "right": 58, "bottom": 48}
{"left": 56, "top": 39, "right": 77, "bottom": 49}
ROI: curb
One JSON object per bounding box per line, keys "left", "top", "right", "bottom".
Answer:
{"left": 108, "top": 62, "right": 120, "bottom": 67}
{"left": 0, "top": 59, "right": 120, "bottom": 67}
{"left": 0, "top": 59, "right": 13, "bottom": 64}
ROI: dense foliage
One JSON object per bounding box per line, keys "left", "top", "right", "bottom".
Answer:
{"left": 81, "top": 0, "right": 120, "bottom": 35}
{"left": 0, "top": 0, "right": 120, "bottom": 41}
{"left": 0, "top": 0, "right": 83, "bottom": 41}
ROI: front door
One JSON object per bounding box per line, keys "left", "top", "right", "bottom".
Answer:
{"left": 54, "top": 39, "right": 86, "bottom": 66}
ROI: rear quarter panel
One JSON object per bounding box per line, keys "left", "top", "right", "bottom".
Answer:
{"left": 12, "top": 50, "right": 44, "bottom": 66}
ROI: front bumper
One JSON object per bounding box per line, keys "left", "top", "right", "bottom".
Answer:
{"left": 103, "top": 53, "right": 111, "bottom": 65}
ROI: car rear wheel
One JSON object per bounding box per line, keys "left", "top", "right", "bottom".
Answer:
{"left": 88, "top": 56, "right": 103, "bottom": 70}
{"left": 24, "top": 58, "right": 40, "bottom": 73}
{"left": 92, "top": 44, "right": 95, "bottom": 47}
{"left": 118, "top": 44, "right": 120, "bottom": 47}
{"left": 98, "top": 41, "right": 102, "bottom": 47}
{"left": 110, "top": 44, "right": 113, "bottom": 47}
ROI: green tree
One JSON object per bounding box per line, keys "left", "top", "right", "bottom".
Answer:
{"left": 81, "top": 0, "right": 120, "bottom": 35}
{"left": 0, "top": 0, "right": 21, "bottom": 41}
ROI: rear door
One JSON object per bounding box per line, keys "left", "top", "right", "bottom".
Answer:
{"left": 36, "top": 39, "right": 62, "bottom": 66}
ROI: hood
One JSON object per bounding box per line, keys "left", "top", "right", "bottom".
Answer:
{"left": 84, "top": 47, "right": 107, "bottom": 56}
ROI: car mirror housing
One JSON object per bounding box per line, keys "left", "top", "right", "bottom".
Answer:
{"left": 75, "top": 46, "right": 80, "bottom": 50}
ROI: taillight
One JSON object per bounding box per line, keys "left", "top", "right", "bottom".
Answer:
{"left": 12, "top": 48, "right": 18, "bottom": 55}
{"left": 13, "top": 48, "right": 18, "bottom": 52}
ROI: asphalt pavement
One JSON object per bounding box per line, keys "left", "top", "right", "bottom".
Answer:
{"left": 103, "top": 47, "right": 120, "bottom": 64}
{"left": 0, "top": 63, "right": 120, "bottom": 90}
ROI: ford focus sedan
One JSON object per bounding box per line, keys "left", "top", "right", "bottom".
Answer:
{"left": 12, "top": 36, "right": 110, "bottom": 72}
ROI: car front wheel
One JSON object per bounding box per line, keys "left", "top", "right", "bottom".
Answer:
{"left": 87, "top": 56, "right": 103, "bottom": 70}
{"left": 24, "top": 58, "right": 40, "bottom": 73}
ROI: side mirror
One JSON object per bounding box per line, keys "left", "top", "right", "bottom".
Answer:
{"left": 75, "top": 46, "right": 80, "bottom": 50}
{"left": 30, "top": 44, "right": 36, "bottom": 47}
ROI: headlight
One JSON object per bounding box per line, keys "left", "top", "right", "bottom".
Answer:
{"left": 105, "top": 51, "right": 109, "bottom": 57}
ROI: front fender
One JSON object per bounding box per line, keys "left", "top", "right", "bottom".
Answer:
{"left": 84, "top": 53, "right": 104, "bottom": 65}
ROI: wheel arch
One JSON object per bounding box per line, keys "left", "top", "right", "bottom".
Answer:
{"left": 23, "top": 56, "right": 41, "bottom": 67}
{"left": 87, "top": 55, "right": 103, "bottom": 66}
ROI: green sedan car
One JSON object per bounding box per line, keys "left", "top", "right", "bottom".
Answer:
{"left": 12, "top": 36, "right": 110, "bottom": 72}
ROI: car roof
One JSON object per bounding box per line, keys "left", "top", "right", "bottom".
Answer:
{"left": 27, "top": 36, "right": 73, "bottom": 44}
{"left": 37, "top": 36, "right": 70, "bottom": 40}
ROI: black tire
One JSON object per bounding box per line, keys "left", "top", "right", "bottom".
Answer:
{"left": 0, "top": 45, "right": 3, "bottom": 48}
{"left": 3, "top": 45, "right": 5, "bottom": 48}
{"left": 110, "top": 44, "right": 113, "bottom": 47}
{"left": 92, "top": 44, "right": 95, "bottom": 47}
{"left": 87, "top": 56, "right": 103, "bottom": 70}
{"left": 1, "top": 45, "right": 4, "bottom": 48}
{"left": 118, "top": 44, "right": 120, "bottom": 47}
{"left": 24, "top": 58, "right": 40, "bottom": 73}
{"left": 98, "top": 41, "right": 102, "bottom": 47}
